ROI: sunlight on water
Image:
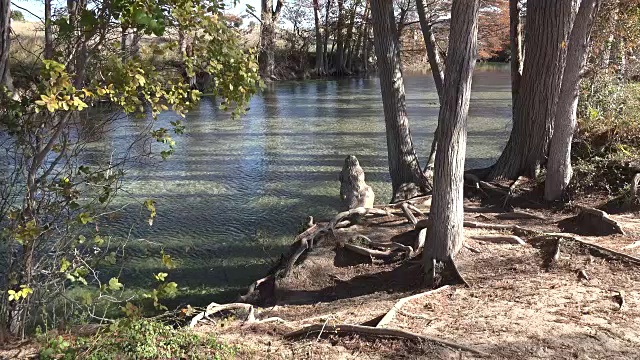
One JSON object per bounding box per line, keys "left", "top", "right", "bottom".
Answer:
{"left": 103, "top": 67, "right": 512, "bottom": 303}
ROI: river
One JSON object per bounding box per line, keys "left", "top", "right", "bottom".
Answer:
{"left": 105, "top": 66, "right": 512, "bottom": 303}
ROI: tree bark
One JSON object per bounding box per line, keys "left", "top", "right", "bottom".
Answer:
{"left": 44, "top": 0, "right": 53, "bottom": 59}
{"left": 351, "top": 0, "right": 369, "bottom": 71}
{"left": 371, "top": 0, "right": 429, "bottom": 201}
{"left": 545, "top": 0, "right": 601, "bottom": 201}
{"left": 323, "top": 0, "right": 332, "bottom": 72}
{"left": 509, "top": 0, "right": 523, "bottom": 114}
{"left": 335, "top": 0, "right": 346, "bottom": 74}
{"left": 259, "top": 0, "right": 283, "bottom": 79}
{"left": 361, "top": 9, "right": 371, "bottom": 72}
{"left": 343, "top": 0, "right": 359, "bottom": 72}
{"left": 0, "top": 0, "right": 13, "bottom": 91}
{"left": 416, "top": 0, "right": 445, "bottom": 173}
{"left": 425, "top": 0, "right": 479, "bottom": 262}
{"left": 313, "top": 0, "right": 325, "bottom": 75}
{"left": 488, "top": 0, "right": 575, "bottom": 180}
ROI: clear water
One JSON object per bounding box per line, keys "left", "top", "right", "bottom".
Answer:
{"left": 103, "top": 67, "right": 512, "bottom": 303}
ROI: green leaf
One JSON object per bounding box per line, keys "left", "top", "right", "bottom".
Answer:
{"left": 161, "top": 250, "right": 175, "bottom": 269}
{"left": 108, "top": 277, "right": 123, "bottom": 291}
{"left": 78, "top": 212, "right": 93, "bottom": 224}
{"left": 154, "top": 272, "right": 168, "bottom": 282}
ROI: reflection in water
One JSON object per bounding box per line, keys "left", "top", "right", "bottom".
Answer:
{"left": 105, "top": 69, "right": 512, "bottom": 302}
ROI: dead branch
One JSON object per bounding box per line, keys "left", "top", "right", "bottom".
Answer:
{"left": 377, "top": 286, "right": 450, "bottom": 328}
{"left": 285, "top": 323, "right": 489, "bottom": 357}
{"left": 470, "top": 235, "right": 526, "bottom": 245}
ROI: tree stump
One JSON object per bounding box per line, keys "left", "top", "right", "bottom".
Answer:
{"left": 339, "top": 155, "right": 375, "bottom": 210}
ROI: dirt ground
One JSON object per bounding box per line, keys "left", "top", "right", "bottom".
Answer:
{"left": 196, "top": 196, "right": 640, "bottom": 360}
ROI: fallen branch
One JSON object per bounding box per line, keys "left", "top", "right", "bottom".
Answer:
{"left": 470, "top": 235, "right": 526, "bottom": 245}
{"left": 285, "top": 323, "right": 489, "bottom": 357}
{"left": 377, "top": 286, "right": 450, "bottom": 328}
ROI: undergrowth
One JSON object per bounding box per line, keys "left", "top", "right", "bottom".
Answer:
{"left": 37, "top": 318, "right": 237, "bottom": 360}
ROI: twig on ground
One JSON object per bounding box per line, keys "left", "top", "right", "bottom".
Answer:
{"left": 285, "top": 323, "right": 490, "bottom": 357}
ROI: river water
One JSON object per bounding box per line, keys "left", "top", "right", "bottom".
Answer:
{"left": 106, "top": 66, "right": 512, "bottom": 302}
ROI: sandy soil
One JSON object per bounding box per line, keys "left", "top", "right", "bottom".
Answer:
{"left": 194, "top": 198, "right": 640, "bottom": 360}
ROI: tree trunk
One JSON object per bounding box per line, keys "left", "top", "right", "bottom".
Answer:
{"left": 545, "top": 0, "right": 601, "bottom": 201}
{"left": 313, "top": 0, "right": 325, "bottom": 75}
{"left": 416, "top": 0, "right": 445, "bottom": 173}
{"left": 426, "top": 0, "right": 479, "bottom": 264}
{"left": 370, "top": 0, "right": 429, "bottom": 201}
{"left": 335, "top": 0, "right": 346, "bottom": 74}
{"left": 351, "top": 0, "right": 369, "bottom": 72}
{"left": 323, "top": 0, "right": 332, "bottom": 73}
{"left": 361, "top": 9, "right": 371, "bottom": 73}
{"left": 44, "top": 0, "right": 53, "bottom": 59}
{"left": 259, "top": 0, "right": 283, "bottom": 79}
{"left": 509, "top": 0, "right": 523, "bottom": 114}
{"left": 0, "top": 0, "right": 13, "bottom": 91}
{"left": 488, "top": 0, "right": 575, "bottom": 180}
{"left": 343, "top": 0, "right": 359, "bottom": 72}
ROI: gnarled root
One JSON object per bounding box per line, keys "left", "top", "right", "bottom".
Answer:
{"left": 376, "top": 286, "right": 450, "bottom": 328}
{"left": 189, "top": 302, "right": 286, "bottom": 328}
{"left": 285, "top": 323, "right": 490, "bottom": 357}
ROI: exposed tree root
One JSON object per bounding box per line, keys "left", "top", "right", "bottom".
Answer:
{"left": 376, "top": 286, "right": 450, "bottom": 328}
{"left": 503, "top": 176, "right": 525, "bottom": 206}
{"left": 495, "top": 210, "right": 545, "bottom": 221}
{"left": 189, "top": 302, "right": 286, "bottom": 328}
{"left": 284, "top": 323, "right": 490, "bottom": 357}
{"left": 533, "top": 233, "right": 640, "bottom": 266}
{"left": 622, "top": 241, "right": 640, "bottom": 250}
{"left": 632, "top": 173, "right": 640, "bottom": 198}
{"left": 470, "top": 235, "right": 526, "bottom": 245}
{"left": 329, "top": 207, "right": 390, "bottom": 232}
{"left": 401, "top": 203, "right": 418, "bottom": 225}
{"left": 374, "top": 195, "right": 432, "bottom": 209}
{"left": 463, "top": 221, "right": 537, "bottom": 236}
{"left": 464, "top": 206, "right": 504, "bottom": 213}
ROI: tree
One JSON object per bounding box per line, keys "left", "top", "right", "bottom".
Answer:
{"left": 545, "top": 0, "right": 601, "bottom": 201}
{"left": 416, "top": 0, "right": 447, "bottom": 174}
{"left": 10, "top": 9, "right": 24, "bottom": 21}
{"left": 259, "top": 0, "right": 284, "bottom": 79}
{"left": 313, "top": 0, "right": 325, "bottom": 75}
{"left": 0, "top": 0, "right": 11, "bottom": 91}
{"left": 425, "top": 0, "right": 479, "bottom": 275}
{"left": 488, "top": 0, "right": 575, "bottom": 180}
{"left": 0, "top": 0, "right": 260, "bottom": 336}
{"left": 370, "top": 0, "right": 429, "bottom": 201}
